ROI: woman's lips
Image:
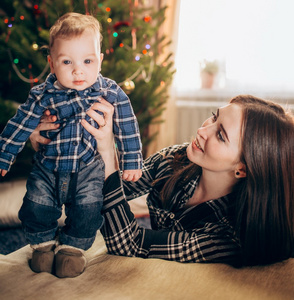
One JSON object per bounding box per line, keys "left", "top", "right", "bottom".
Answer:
{"left": 192, "top": 138, "right": 204, "bottom": 152}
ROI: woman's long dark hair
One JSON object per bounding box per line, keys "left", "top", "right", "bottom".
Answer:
{"left": 160, "top": 95, "right": 294, "bottom": 266}
{"left": 231, "top": 95, "right": 294, "bottom": 265}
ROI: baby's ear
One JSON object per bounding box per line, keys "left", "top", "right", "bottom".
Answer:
{"left": 99, "top": 53, "right": 104, "bottom": 72}
{"left": 47, "top": 55, "right": 54, "bottom": 73}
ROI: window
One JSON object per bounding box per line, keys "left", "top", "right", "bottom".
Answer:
{"left": 174, "top": 0, "right": 294, "bottom": 94}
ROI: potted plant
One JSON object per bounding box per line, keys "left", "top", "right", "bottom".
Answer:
{"left": 200, "top": 59, "right": 219, "bottom": 89}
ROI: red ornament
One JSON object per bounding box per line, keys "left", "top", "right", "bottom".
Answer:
{"left": 33, "top": 5, "right": 41, "bottom": 15}
{"left": 143, "top": 15, "right": 152, "bottom": 23}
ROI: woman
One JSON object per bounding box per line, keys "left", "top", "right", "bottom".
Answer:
{"left": 31, "top": 95, "right": 294, "bottom": 267}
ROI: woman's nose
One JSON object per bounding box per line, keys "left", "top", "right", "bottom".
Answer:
{"left": 197, "top": 126, "right": 208, "bottom": 141}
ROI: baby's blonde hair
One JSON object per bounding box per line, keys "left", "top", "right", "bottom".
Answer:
{"left": 49, "top": 12, "right": 103, "bottom": 50}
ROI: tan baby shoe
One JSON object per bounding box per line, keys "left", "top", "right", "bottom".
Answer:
{"left": 30, "top": 240, "right": 56, "bottom": 274}
{"left": 55, "top": 245, "right": 87, "bottom": 278}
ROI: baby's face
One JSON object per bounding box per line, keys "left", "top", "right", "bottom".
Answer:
{"left": 48, "top": 29, "right": 103, "bottom": 90}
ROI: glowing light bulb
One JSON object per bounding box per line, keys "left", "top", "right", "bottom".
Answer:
{"left": 32, "top": 43, "right": 39, "bottom": 50}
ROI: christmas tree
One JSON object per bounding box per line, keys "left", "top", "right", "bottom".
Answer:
{"left": 0, "top": 0, "right": 175, "bottom": 180}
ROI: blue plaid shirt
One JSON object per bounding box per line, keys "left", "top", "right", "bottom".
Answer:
{"left": 0, "top": 73, "right": 142, "bottom": 173}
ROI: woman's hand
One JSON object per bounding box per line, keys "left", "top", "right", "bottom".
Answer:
{"left": 81, "top": 98, "right": 118, "bottom": 179}
{"left": 29, "top": 110, "right": 60, "bottom": 151}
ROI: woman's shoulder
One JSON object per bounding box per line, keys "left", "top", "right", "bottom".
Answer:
{"left": 142, "top": 143, "right": 190, "bottom": 176}
{"left": 146, "top": 143, "right": 189, "bottom": 166}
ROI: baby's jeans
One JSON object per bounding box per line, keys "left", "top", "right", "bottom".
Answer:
{"left": 18, "top": 155, "right": 105, "bottom": 250}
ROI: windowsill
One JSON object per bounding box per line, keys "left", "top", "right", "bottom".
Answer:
{"left": 175, "top": 87, "right": 294, "bottom": 109}
{"left": 176, "top": 87, "right": 294, "bottom": 99}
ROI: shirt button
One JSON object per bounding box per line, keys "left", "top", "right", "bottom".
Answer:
{"left": 77, "top": 107, "right": 82, "bottom": 112}
{"left": 170, "top": 213, "right": 175, "bottom": 219}
{"left": 72, "top": 141, "right": 78, "bottom": 146}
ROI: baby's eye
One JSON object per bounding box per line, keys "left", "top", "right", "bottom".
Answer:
{"left": 63, "top": 60, "right": 71, "bottom": 65}
{"left": 84, "top": 59, "right": 91, "bottom": 64}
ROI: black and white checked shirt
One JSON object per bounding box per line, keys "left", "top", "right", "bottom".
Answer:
{"left": 101, "top": 144, "right": 241, "bottom": 264}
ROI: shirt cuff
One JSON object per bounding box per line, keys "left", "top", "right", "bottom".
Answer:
{"left": 102, "top": 170, "right": 125, "bottom": 211}
{"left": 0, "top": 151, "right": 15, "bottom": 172}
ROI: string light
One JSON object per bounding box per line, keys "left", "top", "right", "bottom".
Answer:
{"left": 7, "top": 50, "right": 50, "bottom": 84}
{"left": 118, "top": 58, "right": 154, "bottom": 86}
{"left": 143, "top": 15, "right": 152, "bottom": 22}
{"left": 32, "top": 43, "right": 39, "bottom": 50}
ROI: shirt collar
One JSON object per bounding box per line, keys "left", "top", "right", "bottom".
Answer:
{"left": 183, "top": 174, "right": 200, "bottom": 195}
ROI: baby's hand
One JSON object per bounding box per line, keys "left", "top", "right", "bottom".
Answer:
{"left": 122, "top": 169, "right": 142, "bottom": 182}
{"left": 0, "top": 169, "right": 7, "bottom": 177}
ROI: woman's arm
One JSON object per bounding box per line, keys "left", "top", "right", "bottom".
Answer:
{"left": 101, "top": 170, "right": 240, "bottom": 263}
{"left": 84, "top": 99, "right": 156, "bottom": 197}
{"left": 81, "top": 99, "right": 118, "bottom": 179}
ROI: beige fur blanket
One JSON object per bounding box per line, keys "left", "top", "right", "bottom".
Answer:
{"left": 0, "top": 232, "right": 294, "bottom": 300}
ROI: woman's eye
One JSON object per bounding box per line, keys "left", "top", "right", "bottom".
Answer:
{"left": 211, "top": 112, "right": 217, "bottom": 122}
{"left": 217, "top": 131, "right": 225, "bottom": 142}
{"left": 212, "top": 112, "right": 225, "bottom": 142}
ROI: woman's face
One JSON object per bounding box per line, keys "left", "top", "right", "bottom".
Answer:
{"left": 186, "top": 103, "right": 243, "bottom": 174}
